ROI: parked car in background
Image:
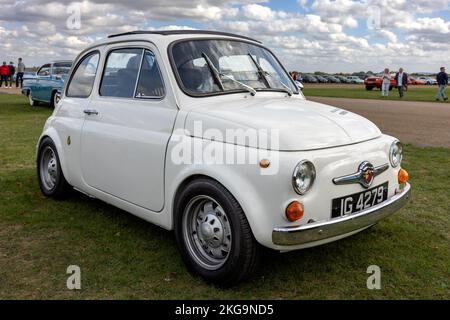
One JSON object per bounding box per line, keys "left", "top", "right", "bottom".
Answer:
{"left": 409, "top": 77, "right": 426, "bottom": 85}
{"left": 302, "top": 74, "right": 318, "bottom": 83}
{"left": 22, "top": 61, "right": 73, "bottom": 107}
{"left": 417, "top": 77, "right": 437, "bottom": 85}
{"left": 315, "top": 75, "right": 329, "bottom": 83}
{"left": 324, "top": 75, "right": 341, "bottom": 83}
{"left": 36, "top": 30, "right": 410, "bottom": 285}
{"left": 336, "top": 75, "right": 352, "bottom": 83}
{"left": 346, "top": 76, "right": 364, "bottom": 84}
{"left": 364, "top": 76, "right": 396, "bottom": 91}
{"left": 351, "top": 72, "right": 370, "bottom": 80}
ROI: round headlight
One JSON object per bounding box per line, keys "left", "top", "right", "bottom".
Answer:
{"left": 292, "top": 160, "right": 316, "bottom": 195}
{"left": 389, "top": 140, "right": 403, "bottom": 168}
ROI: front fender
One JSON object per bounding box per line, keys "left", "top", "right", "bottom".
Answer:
{"left": 164, "top": 137, "right": 287, "bottom": 248}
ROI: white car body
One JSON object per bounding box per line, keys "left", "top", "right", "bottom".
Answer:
{"left": 418, "top": 77, "right": 437, "bottom": 85}
{"left": 37, "top": 31, "right": 410, "bottom": 278}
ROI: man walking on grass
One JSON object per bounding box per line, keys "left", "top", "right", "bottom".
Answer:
{"left": 16, "top": 58, "right": 25, "bottom": 88}
{"left": 436, "top": 67, "right": 448, "bottom": 102}
{"left": 394, "top": 68, "right": 408, "bottom": 98}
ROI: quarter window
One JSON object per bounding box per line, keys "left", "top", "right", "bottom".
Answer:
{"left": 66, "top": 52, "right": 100, "bottom": 98}
{"left": 99, "top": 48, "right": 143, "bottom": 98}
{"left": 135, "top": 50, "right": 165, "bottom": 98}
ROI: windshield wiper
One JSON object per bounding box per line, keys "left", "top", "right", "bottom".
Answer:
{"left": 247, "top": 53, "right": 293, "bottom": 96}
{"left": 201, "top": 52, "right": 224, "bottom": 91}
{"left": 201, "top": 52, "right": 256, "bottom": 96}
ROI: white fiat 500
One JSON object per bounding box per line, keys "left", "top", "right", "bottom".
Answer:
{"left": 37, "top": 30, "right": 411, "bottom": 285}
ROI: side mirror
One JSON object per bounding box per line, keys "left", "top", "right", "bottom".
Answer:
{"left": 295, "top": 80, "right": 304, "bottom": 90}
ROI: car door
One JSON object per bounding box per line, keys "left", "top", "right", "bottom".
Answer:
{"left": 57, "top": 50, "right": 101, "bottom": 188}
{"left": 35, "top": 64, "right": 51, "bottom": 101}
{"left": 80, "top": 44, "right": 178, "bottom": 212}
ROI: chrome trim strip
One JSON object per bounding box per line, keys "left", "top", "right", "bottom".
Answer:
{"left": 333, "top": 162, "right": 389, "bottom": 188}
{"left": 272, "top": 183, "right": 411, "bottom": 246}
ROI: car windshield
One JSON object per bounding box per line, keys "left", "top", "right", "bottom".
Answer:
{"left": 53, "top": 62, "right": 72, "bottom": 75}
{"left": 171, "top": 39, "right": 298, "bottom": 96}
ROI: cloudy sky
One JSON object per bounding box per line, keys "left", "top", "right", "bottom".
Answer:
{"left": 1, "top": 0, "right": 450, "bottom": 72}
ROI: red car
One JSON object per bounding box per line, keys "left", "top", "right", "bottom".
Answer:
{"left": 409, "top": 77, "right": 426, "bottom": 85}
{"left": 364, "top": 76, "right": 396, "bottom": 91}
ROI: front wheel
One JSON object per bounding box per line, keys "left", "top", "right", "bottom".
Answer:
{"left": 365, "top": 86, "right": 374, "bottom": 91}
{"left": 174, "top": 178, "right": 261, "bottom": 286}
{"left": 37, "top": 137, "right": 71, "bottom": 198}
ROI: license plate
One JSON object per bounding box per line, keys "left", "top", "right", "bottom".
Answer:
{"left": 331, "top": 182, "right": 388, "bottom": 218}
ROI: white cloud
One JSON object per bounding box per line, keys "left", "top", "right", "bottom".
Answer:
{"left": 0, "top": 0, "right": 449, "bottom": 72}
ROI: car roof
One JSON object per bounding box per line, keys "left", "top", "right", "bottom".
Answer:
{"left": 52, "top": 60, "right": 72, "bottom": 64}
{"left": 107, "top": 30, "right": 262, "bottom": 44}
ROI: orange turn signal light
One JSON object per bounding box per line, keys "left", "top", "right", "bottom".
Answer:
{"left": 398, "top": 168, "right": 409, "bottom": 184}
{"left": 286, "top": 201, "right": 304, "bottom": 222}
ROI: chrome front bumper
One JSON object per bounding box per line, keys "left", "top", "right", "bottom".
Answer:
{"left": 272, "top": 183, "right": 411, "bottom": 246}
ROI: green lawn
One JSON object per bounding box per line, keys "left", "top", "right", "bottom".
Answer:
{"left": 303, "top": 85, "right": 448, "bottom": 103}
{"left": 0, "top": 94, "right": 449, "bottom": 299}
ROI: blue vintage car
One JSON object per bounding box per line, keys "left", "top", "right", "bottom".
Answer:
{"left": 22, "top": 60, "right": 72, "bottom": 107}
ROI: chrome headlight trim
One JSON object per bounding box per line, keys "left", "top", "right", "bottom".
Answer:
{"left": 292, "top": 160, "right": 316, "bottom": 195}
{"left": 389, "top": 140, "right": 403, "bottom": 168}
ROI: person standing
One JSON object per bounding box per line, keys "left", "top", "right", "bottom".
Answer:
{"left": 7, "top": 61, "right": 15, "bottom": 88}
{"left": 394, "top": 68, "right": 408, "bottom": 98}
{"left": 381, "top": 68, "right": 391, "bottom": 97}
{"left": 0, "top": 62, "right": 10, "bottom": 88}
{"left": 16, "top": 58, "right": 25, "bottom": 88}
{"left": 435, "top": 67, "right": 448, "bottom": 101}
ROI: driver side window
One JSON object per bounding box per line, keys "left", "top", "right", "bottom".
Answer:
{"left": 38, "top": 64, "right": 51, "bottom": 76}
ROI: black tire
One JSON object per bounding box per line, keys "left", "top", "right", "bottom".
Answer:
{"left": 37, "top": 137, "right": 71, "bottom": 198}
{"left": 365, "top": 86, "right": 373, "bottom": 91}
{"left": 174, "top": 178, "right": 262, "bottom": 286}
{"left": 28, "top": 91, "right": 39, "bottom": 107}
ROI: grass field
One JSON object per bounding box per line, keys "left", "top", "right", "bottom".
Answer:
{"left": 303, "top": 84, "right": 449, "bottom": 103}
{"left": 0, "top": 94, "right": 449, "bottom": 299}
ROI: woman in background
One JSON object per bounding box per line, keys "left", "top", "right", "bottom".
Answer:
{"left": 381, "top": 68, "right": 391, "bottom": 97}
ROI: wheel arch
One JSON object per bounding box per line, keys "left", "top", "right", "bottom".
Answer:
{"left": 37, "top": 129, "right": 70, "bottom": 185}
{"left": 168, "top": 168, "right": 270, "bottom": 247}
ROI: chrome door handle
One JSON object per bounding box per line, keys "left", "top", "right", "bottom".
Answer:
{"left": 83, "top": 109, "right": 98, "bottom": 115}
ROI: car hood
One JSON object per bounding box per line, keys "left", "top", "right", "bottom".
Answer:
{"left": 184, "top": 97, "right": 381, "bottom": 151}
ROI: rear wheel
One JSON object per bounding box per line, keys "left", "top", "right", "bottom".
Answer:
{"left": 365, "top": 86, "right": 374, "bottom": 91}
{"left": 28, "top": 91, "right": 39, "bottom": 107}
{"left": 37, "top": 137, "right": 71, "bottom": 198}
{"left": 174, "top": 178, "right": 261, "bottom": 286}
{"left": 50, "top": 91, "right": 59, "bottom": 108}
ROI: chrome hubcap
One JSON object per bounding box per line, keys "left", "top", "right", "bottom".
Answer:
{"left": 183, "top": 196, "right": 232, "bottom": 270}
{"left": 39, "top": 146, "right": 58, "bottom": 190}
